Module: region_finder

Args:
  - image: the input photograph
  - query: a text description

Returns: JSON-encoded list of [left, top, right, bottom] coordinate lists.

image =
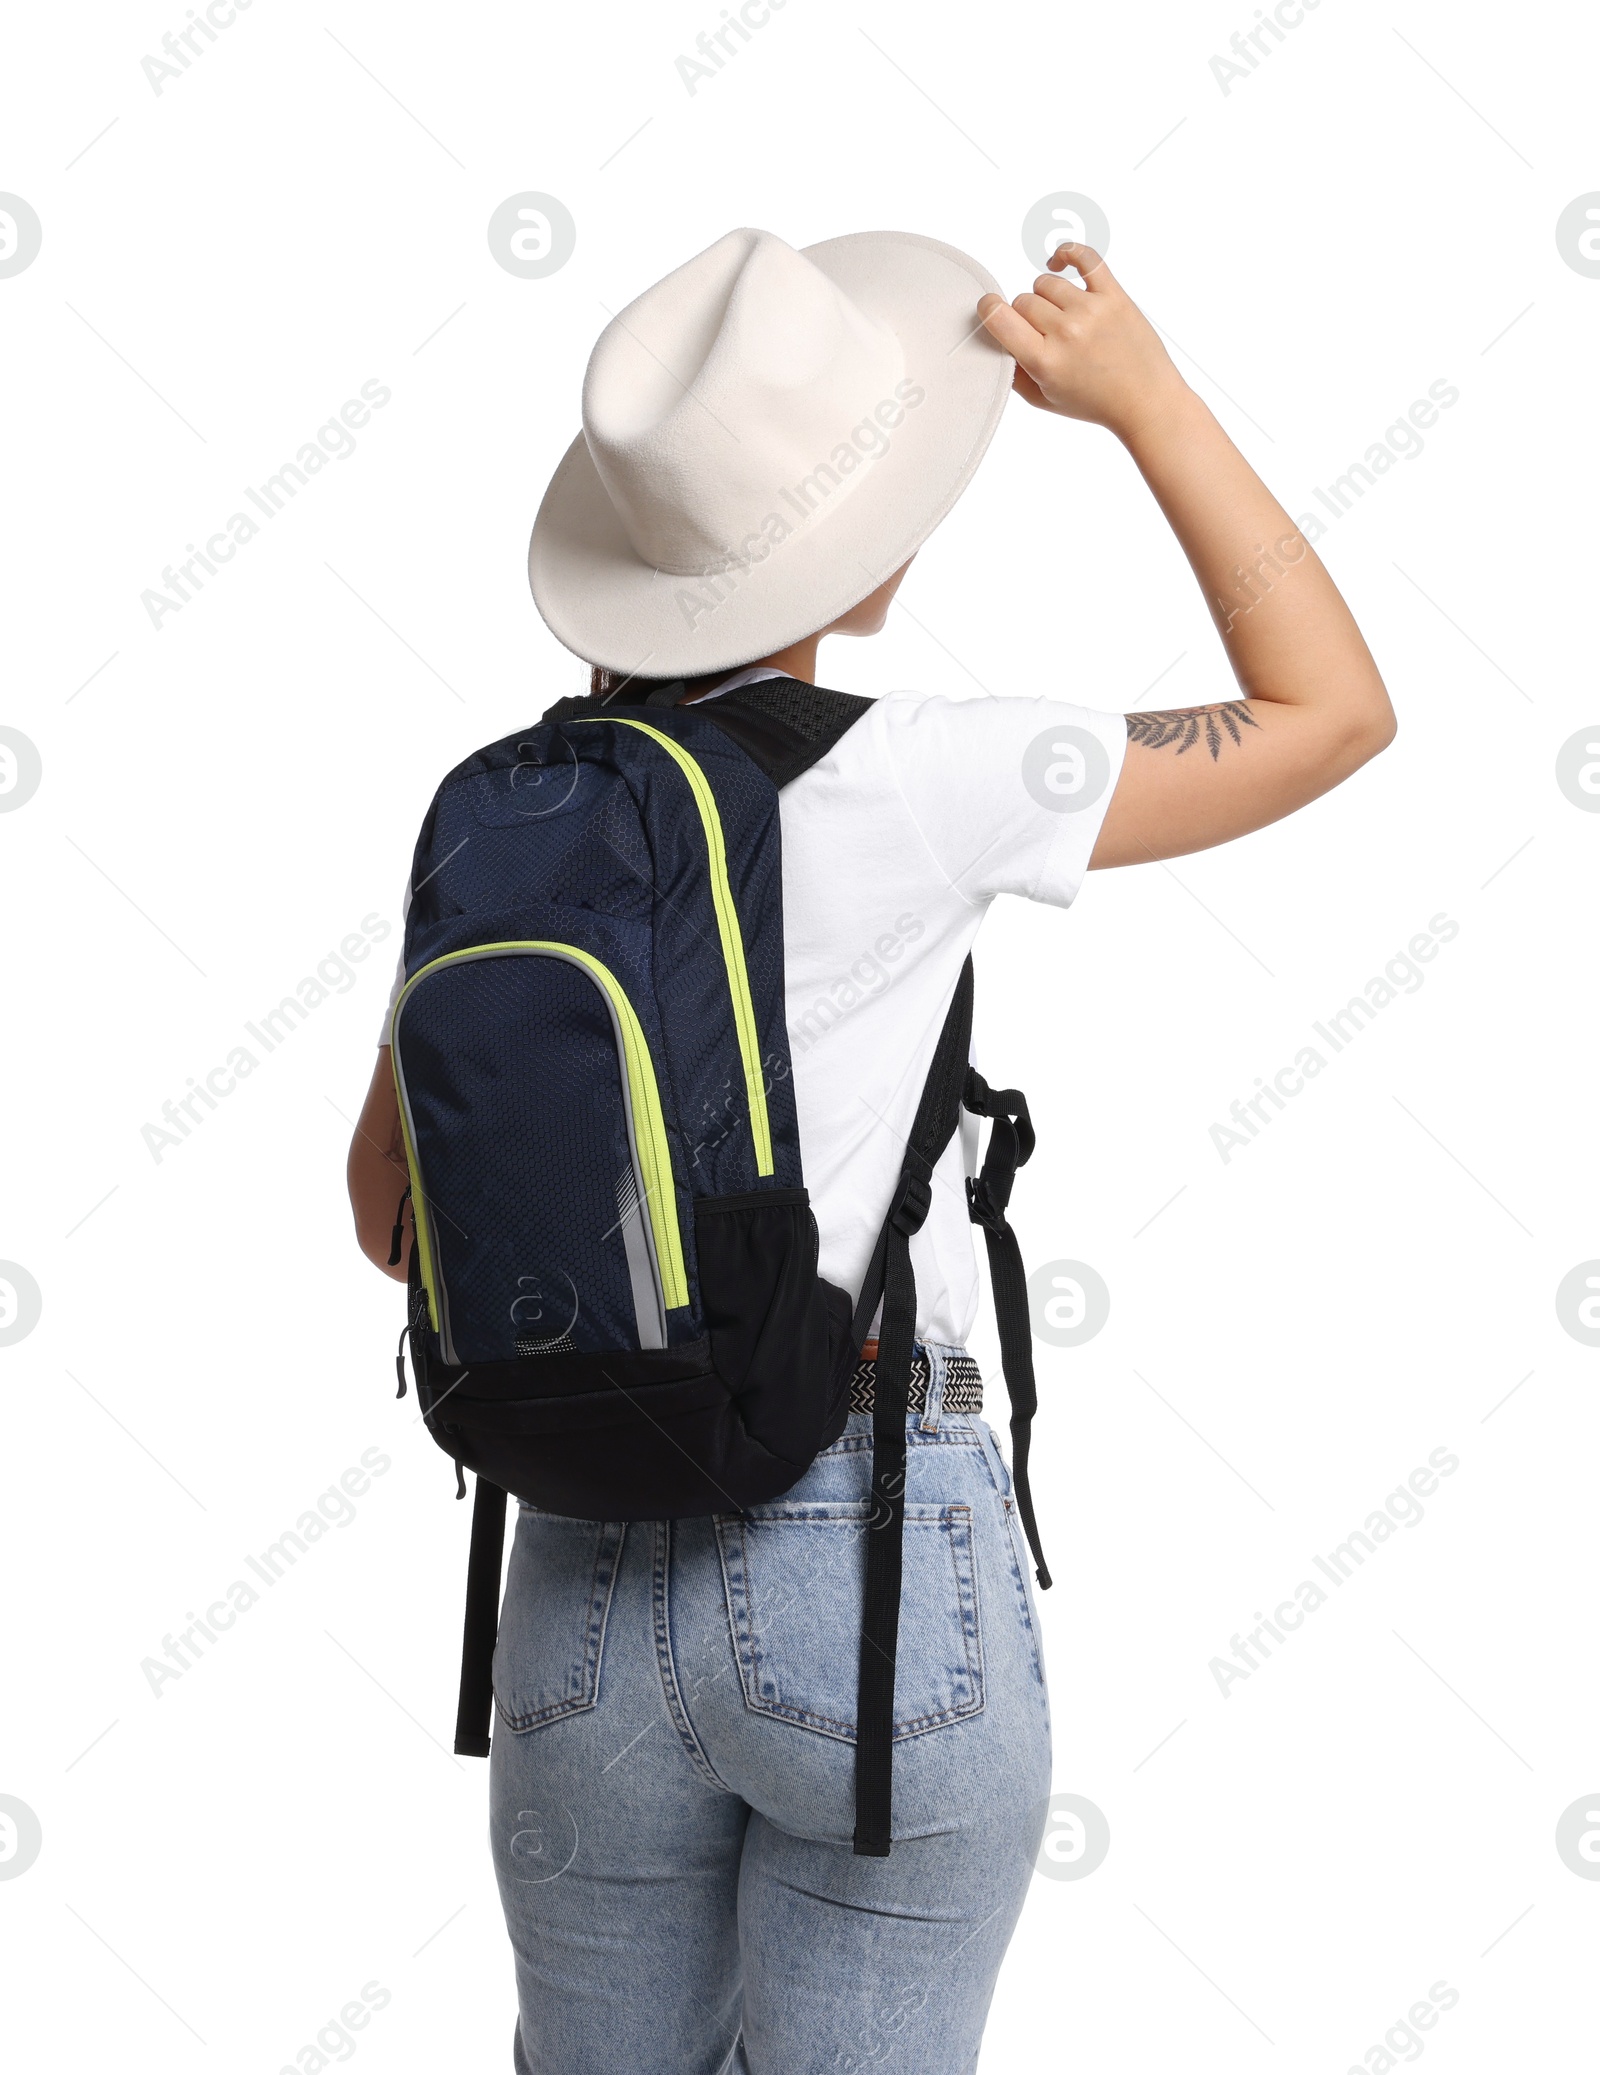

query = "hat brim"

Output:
[[527, 230, 1014, 678]]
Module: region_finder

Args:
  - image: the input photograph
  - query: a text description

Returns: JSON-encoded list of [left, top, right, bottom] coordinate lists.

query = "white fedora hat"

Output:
[[528, 227, 1013, 678]]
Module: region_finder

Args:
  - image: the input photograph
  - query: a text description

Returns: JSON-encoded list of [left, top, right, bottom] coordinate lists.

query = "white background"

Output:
[[4, 0, 1598, 2068]]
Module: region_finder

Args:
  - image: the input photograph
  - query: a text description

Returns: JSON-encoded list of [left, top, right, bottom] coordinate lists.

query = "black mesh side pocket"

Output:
[[693, 1188, 855, 1469]]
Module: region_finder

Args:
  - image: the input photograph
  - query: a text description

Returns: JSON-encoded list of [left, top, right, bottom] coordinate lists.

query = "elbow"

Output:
[[1365, 704, 1398, 757], [1346, 689, 1397, 767]]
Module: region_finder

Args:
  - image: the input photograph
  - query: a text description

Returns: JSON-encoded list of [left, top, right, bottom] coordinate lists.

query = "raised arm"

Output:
[[977, 244, 1395, 866]]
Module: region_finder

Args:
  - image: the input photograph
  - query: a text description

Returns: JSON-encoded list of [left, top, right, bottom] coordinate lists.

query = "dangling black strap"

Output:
[[964, 1072, 1052, 1591], [851, 960, 974, 1857], [852, 1168, 924, 1857], [453, 1477, 508, 1758]]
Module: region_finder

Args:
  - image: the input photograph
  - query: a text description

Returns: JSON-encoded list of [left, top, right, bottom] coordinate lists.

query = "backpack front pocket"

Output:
[[391, 943, 687, 1364]]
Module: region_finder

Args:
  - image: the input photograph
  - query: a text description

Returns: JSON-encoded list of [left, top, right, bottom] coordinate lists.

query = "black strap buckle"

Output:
[[965, 1173, 1005, 1235], [889, 1168, 932, 1237]]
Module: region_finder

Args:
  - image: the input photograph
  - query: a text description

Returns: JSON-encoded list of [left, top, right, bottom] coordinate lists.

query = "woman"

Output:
[[348, 226, 1393, 2073]]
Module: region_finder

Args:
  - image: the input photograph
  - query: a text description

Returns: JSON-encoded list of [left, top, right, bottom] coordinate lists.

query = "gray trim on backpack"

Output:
[[615, 1165, 667, 1350]]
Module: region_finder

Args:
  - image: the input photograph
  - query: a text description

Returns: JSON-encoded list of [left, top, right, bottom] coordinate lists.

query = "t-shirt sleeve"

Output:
[[376, 877, 412, 1044], [882, 691, 1128, 909]]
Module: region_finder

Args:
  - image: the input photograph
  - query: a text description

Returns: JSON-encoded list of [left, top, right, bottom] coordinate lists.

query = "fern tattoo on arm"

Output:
[[1126, 701, 1261, 761]]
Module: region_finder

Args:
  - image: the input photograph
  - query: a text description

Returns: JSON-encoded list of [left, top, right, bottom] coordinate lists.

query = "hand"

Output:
[[977, 243, 1190, 445]]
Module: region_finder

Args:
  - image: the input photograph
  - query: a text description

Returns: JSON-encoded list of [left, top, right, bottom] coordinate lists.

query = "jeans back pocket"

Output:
[[715, 1502, 984, 1742], [493, 1510, 626, 1731]]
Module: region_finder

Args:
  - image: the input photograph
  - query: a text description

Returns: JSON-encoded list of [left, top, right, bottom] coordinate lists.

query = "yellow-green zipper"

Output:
[[390, 941, 689, 1330], [572, 716, 774, 1177]]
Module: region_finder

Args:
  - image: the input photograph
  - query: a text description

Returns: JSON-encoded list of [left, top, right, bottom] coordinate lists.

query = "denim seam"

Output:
[[956, 1497, 985, 1705], [969, 1424, 1009, 1500], [970, 1423, 1048, 1691], [819, 1427, 982, 1460], [652, 1518, 737, 1794], [494, 1519, 626, 1732], [723, 1500, 966, 1524]]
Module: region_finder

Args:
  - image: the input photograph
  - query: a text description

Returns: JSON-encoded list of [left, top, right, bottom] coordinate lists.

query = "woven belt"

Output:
[[849, 1349, 983, 1416]]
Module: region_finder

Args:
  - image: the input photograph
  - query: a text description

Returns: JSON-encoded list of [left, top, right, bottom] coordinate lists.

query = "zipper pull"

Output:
[[454, 1459, 467, 1500], [394, 1324, 409, 1398], [387, 1183, 412, 1267]]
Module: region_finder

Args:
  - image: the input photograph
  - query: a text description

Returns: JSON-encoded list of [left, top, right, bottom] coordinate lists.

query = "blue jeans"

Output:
[[487, 1345, 1053, 2073]]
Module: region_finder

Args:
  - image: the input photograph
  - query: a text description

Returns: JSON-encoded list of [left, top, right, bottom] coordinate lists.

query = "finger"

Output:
[[1029, 270, 1085, 311], [975, 293, 1052, 377], [1012, 291, 1073, 334], [1046, 241, 1118, 292]]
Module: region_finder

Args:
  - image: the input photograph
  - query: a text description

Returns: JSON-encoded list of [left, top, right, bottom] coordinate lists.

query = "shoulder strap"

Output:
[[540, 679, 871, 790], [851, 957, 974, 1857], [849, 959, 1054, 1853], [701, 679, 872, 788], [538, 691, 604, 726]]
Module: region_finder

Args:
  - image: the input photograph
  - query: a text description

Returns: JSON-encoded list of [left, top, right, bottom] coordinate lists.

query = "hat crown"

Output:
[[581, 228, 904, 577]]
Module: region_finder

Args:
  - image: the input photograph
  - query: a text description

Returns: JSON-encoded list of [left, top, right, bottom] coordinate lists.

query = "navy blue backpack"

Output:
[[387, 675, 1048, 1855]]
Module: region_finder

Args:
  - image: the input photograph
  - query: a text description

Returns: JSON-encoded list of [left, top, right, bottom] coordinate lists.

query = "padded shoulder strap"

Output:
[[539, 679, 871, 789], [700, 680, 872, 788]]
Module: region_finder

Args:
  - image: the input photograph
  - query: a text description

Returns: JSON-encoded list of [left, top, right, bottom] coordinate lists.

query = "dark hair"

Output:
[[589, 665, 732, 703]]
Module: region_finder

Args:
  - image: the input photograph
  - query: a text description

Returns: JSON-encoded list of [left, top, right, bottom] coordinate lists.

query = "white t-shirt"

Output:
[[380, 670, 1126, 1348]]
